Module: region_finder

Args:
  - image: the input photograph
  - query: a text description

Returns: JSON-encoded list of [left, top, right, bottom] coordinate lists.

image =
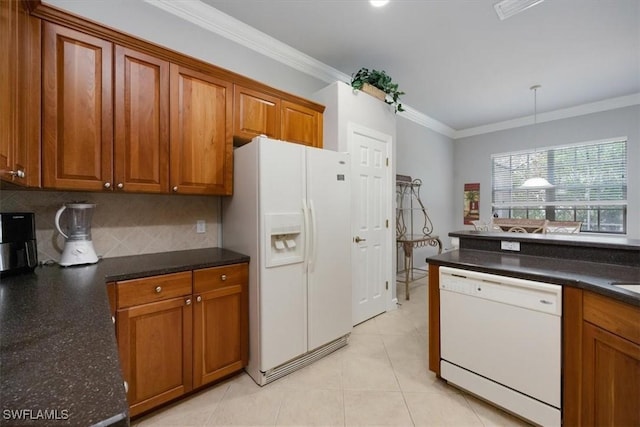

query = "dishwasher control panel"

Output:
[[439, 266, 562, 316]]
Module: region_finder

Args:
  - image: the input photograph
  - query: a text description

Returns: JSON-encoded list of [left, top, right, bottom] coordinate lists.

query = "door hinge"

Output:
[[386, 158, 389, 166], [385, 281, 389, 290]]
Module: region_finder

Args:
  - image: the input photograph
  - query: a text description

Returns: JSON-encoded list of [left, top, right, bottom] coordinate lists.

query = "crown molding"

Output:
[[454, 93, 640, 139], [399, 106, 456, 138], [144, 0, 455, 137], [145, 0, 638, 141]]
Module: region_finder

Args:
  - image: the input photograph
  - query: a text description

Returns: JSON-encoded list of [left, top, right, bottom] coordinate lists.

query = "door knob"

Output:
[[354, 236, 366, 243]]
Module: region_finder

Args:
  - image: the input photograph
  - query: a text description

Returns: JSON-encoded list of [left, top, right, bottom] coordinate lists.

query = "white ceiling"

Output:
[[193, 0, 639, 134]]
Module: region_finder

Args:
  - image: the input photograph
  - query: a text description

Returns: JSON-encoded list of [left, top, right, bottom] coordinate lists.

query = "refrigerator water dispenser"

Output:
[[265, 213, 304, 267]]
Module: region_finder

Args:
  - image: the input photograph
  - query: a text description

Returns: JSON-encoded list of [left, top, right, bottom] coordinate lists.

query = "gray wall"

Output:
[[454, 105, 640, 238], [396, 117, 455, 270]]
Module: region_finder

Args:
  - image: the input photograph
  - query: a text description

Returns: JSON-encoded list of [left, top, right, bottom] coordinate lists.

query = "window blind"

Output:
[[491, 138, 627, 233]]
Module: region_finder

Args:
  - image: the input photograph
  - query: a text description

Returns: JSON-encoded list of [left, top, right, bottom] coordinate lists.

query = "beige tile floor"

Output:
[[134, 277, 532, 427]]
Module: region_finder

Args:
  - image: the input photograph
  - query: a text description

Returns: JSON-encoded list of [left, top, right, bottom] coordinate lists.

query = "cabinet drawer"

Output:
[[117, 271, 192, 308], [583, 291, 640, 345], [194, 263, 248, 293]]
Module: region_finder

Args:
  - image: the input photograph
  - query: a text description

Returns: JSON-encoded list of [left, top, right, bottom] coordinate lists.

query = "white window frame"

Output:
[[491, 137, 628, 234]]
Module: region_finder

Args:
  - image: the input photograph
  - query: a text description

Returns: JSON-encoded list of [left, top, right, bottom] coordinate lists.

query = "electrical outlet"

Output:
[[196, 220, 206, 233], [500, 241, 520, 251]]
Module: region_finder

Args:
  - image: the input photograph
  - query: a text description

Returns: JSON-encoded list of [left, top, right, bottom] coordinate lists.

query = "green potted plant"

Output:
[[350, 68, 405, 113]]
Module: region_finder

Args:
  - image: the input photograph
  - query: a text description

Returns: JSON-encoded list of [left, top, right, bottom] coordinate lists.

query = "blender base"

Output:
[[59, 241, 99, 267]]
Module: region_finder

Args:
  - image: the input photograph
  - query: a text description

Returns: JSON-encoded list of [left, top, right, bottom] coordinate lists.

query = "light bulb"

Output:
[[370, 0, 389, 7]]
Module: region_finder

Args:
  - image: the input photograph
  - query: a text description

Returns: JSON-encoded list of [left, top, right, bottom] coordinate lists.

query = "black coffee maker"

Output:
[[0, 212, 38, 277]]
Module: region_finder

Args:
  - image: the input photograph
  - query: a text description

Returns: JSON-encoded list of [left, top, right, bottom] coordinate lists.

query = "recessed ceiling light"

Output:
[[494, 0, 544, 20], [370, 0, 389, 7]]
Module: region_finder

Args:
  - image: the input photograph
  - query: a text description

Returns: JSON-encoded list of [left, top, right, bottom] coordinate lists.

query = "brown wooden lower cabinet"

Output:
[[193, 264, 249, 388], [117, 296, 193, 417], [563, 288, 640, 427], [114, 264, 249, 417]]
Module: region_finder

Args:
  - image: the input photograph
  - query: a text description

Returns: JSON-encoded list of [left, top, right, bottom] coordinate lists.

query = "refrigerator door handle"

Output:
[[309, 199, 317, 273], [302, 199, 311, 270]]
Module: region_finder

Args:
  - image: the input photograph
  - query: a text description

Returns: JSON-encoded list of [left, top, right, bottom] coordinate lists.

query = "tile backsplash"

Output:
[[1, 190, 221, 263]]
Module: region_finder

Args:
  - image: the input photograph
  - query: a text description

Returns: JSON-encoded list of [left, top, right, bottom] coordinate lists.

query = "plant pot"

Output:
[[361, 83, 386, 101]]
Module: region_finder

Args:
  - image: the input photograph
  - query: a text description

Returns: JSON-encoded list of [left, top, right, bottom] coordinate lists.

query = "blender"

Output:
[[55, 202, 99, 266]]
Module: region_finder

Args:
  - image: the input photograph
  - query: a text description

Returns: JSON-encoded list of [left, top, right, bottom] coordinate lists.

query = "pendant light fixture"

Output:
[[520, 85, 554, 189]]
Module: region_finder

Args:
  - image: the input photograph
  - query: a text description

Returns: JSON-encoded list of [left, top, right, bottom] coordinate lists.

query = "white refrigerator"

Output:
[[222, 136, 352, 385]]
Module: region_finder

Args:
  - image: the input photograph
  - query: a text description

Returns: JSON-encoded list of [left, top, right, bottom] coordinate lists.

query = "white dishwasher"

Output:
[[439, 266, 562, 427]]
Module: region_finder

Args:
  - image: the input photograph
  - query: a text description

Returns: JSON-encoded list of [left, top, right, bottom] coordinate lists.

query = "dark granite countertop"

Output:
[[450, 230, 640, 250], [427, 249, 640, 307], [0, 247, 249, 426]]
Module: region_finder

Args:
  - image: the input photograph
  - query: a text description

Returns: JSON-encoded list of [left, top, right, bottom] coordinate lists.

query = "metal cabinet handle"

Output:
[[196, 295, 202, 303], [111, 316, 115, 324], [221, 274, 227, 281], [104, 182, 111, 189], [117, 183, 124, 189], [354, 236, 366, 243], [9, 170, 25, 178], [185, 298, 192, 305], [123, 381, 128, 393], [155, 286, 162, 293], [172, 186, 178, 192]]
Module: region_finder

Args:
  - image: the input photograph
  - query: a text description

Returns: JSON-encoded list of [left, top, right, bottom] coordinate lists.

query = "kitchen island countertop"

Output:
[[429, 230, 640, 306], [0, 247, 249, 427]]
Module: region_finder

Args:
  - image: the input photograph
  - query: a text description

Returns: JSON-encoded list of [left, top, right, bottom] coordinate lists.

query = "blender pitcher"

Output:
[[55, 202, 99, 266]]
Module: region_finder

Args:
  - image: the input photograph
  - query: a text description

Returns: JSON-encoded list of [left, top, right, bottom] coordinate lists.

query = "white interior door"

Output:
[[349, 123, 391, 325]]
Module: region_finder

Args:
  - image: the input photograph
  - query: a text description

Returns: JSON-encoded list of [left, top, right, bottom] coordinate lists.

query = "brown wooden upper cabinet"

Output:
[[170, 65, 233, 196], [114, 46, 170, 193], [281, 100, 323, 148], [233, 85, 323, 148], [0, 0, 40, 187], [41, 22, 232, 195], [42, 22, 114, 191], [34, 3, 323, 194], [43, 24, 172, 193], [233, 85, 280, 143]]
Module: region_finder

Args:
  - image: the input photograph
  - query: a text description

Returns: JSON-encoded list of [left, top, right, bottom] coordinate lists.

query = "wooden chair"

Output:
[[544, 221, 582, 234], [471, 220, 489, 231], [491, 218, 547, 233]]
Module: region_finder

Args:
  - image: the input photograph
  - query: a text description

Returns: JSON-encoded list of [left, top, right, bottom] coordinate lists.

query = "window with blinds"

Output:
[[491, 138, 627, 233]]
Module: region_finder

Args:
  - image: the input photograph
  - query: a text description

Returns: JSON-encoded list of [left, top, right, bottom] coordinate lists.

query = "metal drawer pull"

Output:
[[196, 295, 202, 303], [124, 381, 128, 393], [155, 286, 162, 293], [221, 274, 227, 281], [540, 299, 553, 305], [186, 298, 192, 305]]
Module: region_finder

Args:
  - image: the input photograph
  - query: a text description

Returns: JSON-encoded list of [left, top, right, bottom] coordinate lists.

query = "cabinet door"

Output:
[[0, 1, 40, 186], [117, 296, 193, 417], [582, 322, 640, 427], [193, 265, 248, 388], [281, 100, 323, 148], [42, 22, 113, 191], [170, 64, 233, 195], [114, 46, 169, 193], [233, 85, 280, 144]]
